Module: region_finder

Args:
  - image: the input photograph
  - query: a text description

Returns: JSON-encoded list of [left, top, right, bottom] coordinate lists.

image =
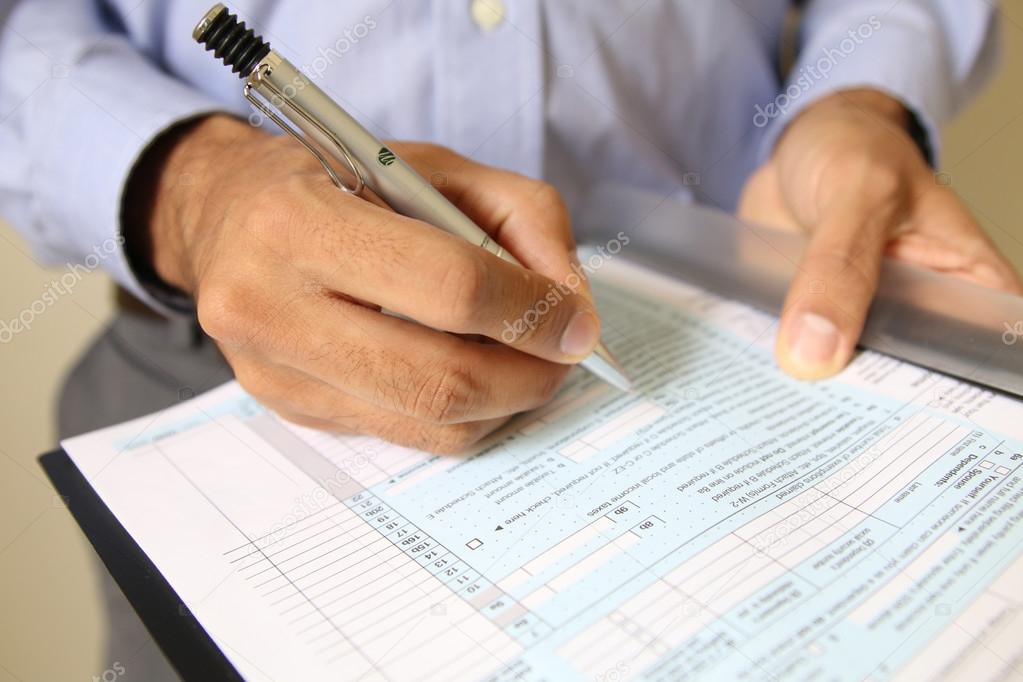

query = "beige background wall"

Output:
[[2, 6, 1022, 681]]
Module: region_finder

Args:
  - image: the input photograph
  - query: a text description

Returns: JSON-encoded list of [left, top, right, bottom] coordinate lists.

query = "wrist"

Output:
[[806, 88, 934, 165], [803, 88, 910, 128], [775, 87, 935, 168], [126, 114, 257, 294]]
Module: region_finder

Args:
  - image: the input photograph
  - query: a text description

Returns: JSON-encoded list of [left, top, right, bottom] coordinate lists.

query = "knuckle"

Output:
[[322, 400, 362, 427], [535, 364, 569, 406], [350, 212, 406, 271], [505, 292, 580, 350], [821, 154, 905, 208], [246, 191, 292, 235], [278, 169, 315, 195], [812, 247, 857, 271], [415, 142, 460, 166], [196, 284, 255, 346], [410, 364, 478, 424], [300, 338, 344, 366], [503, 301, 550, 348], [233, 362, 275, 402], [429, 423, 484, 455], [529, 180, 568, 215], [438, 252, 489, 330], [811, 248, 876, 293], [278, 410, 341, 433], [527, 180, 574, 246], [864, 164, 904, 205]]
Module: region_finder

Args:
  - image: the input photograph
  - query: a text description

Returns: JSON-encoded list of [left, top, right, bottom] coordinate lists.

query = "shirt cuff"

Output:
[[31, 43, 228, 317], [756, 6, 968, 167]]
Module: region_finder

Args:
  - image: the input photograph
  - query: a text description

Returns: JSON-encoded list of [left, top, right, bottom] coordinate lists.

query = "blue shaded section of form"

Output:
[[226, 278, 1023, 680]]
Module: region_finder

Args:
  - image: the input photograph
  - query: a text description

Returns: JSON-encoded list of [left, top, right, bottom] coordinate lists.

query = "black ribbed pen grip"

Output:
[[193, 4, 271, 78]]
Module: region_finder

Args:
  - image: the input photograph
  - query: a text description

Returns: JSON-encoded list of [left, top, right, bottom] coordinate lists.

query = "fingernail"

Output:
[[560, 311, 600, 358], [787, 312, 841, 370]]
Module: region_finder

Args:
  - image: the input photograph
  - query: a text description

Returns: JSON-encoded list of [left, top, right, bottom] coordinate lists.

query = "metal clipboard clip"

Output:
[[243, 63, 365, 196]]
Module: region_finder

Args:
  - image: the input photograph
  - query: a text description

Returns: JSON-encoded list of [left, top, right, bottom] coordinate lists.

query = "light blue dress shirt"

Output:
[[0, 0, 998, 312]]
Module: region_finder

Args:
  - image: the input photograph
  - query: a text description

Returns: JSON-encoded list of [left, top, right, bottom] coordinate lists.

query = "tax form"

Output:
[[63, 258, 1023, 681]]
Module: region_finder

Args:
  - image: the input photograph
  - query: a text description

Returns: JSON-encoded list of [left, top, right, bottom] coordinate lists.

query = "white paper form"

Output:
[[63, 258, 1023, 681]]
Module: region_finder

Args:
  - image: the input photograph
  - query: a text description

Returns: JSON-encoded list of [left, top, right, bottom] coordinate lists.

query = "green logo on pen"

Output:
[[377, 147, 396, 166]]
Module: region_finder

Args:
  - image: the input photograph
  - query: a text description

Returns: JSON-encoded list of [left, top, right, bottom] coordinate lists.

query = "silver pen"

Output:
[[193, 3, 631, 391]]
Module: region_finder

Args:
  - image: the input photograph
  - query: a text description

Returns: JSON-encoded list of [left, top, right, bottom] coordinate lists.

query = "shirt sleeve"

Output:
[[757, 0, 999, 165], [0, 0, 227, 314]]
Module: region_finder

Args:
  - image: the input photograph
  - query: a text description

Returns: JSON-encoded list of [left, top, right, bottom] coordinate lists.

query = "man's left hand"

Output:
[[739, 88, 1022, 379]]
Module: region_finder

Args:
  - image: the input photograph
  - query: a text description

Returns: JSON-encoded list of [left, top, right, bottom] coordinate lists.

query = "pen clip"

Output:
[[243, 63, 365, 195]]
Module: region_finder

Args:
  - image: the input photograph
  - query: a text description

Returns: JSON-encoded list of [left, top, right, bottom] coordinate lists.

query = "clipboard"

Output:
[[38, 450, 243, 681]]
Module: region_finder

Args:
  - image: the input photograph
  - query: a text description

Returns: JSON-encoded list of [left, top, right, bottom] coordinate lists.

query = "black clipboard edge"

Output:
[[38, 449, 243, 682]]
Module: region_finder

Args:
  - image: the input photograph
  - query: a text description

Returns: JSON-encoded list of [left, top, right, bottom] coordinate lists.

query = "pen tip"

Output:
[[610, 374, 635, 392], [581, 343, 634, 392]]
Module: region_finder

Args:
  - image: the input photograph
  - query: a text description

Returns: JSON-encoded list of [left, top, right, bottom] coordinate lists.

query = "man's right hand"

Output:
[[138, 115, 599, 453]]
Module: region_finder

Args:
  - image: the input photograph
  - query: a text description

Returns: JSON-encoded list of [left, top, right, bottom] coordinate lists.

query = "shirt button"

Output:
[[470, 0, 506, 31]]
